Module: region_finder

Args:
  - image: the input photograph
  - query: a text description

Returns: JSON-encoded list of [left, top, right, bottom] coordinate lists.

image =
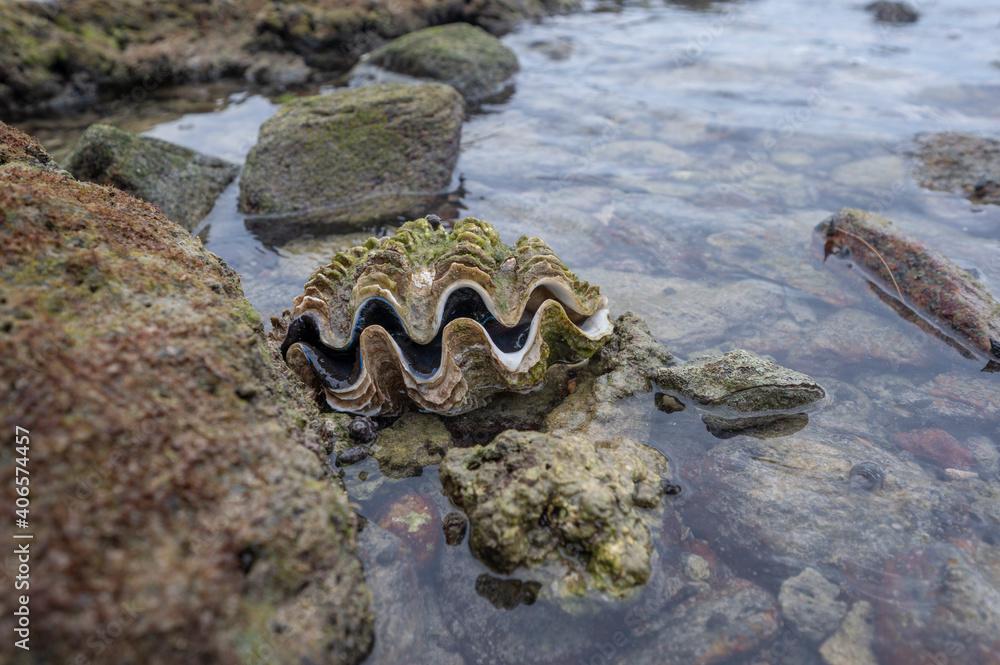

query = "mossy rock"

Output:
[[0, 121, 371, 665], [239, 83, 463, 238], [440, 429, 670, 597], [66, 124, 238, 231], [365, 23, 519, 104]]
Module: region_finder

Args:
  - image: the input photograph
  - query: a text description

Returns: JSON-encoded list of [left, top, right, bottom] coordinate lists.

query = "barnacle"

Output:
[[280, 217, 613, 415]]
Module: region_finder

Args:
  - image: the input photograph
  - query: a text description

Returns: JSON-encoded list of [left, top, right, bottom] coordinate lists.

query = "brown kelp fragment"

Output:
[[818, 208, 1000, 369]]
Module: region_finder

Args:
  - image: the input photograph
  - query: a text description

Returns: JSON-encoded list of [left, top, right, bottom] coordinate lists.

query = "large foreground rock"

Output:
[[0, 122, 372, 664], [240, 83, 463, 235], [363, 23, 519, 104], [67, 124, 238, 231]]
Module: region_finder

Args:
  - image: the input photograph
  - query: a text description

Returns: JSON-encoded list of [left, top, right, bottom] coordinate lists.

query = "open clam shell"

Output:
[[281, 217, 613, 415]]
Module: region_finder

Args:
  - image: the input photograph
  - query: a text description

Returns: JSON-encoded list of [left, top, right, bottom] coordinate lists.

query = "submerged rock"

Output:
[[687, 431, 978, 582], [865, 1, 919, 24], [779, 568, 847, 643], [657, 349, 825, 413], [819, 208, 1000, 368], [874, 544, 1000, 665], [362, 23, 519, 105], [0, 122, 371, 664], [914, 132, 1000, 206], [239, 84, 464, 235], [819, 601, 878, 665], [66, 124, 238, 231], [620, 578, 781, 665], [373, 411, 453, 477], [440, 430, 669, 597]]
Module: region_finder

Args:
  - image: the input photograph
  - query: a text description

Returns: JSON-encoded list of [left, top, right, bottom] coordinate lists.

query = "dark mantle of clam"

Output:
[[3, 1, 999, 664]]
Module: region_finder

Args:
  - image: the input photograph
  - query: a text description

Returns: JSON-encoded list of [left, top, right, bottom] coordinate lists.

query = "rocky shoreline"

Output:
[[0, 0, 577, 120]]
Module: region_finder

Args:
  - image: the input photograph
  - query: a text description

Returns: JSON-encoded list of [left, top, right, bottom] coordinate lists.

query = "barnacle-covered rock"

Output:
[[279, 217, 613, 415]]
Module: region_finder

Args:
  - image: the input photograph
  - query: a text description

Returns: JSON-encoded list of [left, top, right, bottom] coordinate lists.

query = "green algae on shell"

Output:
[[279, 217, 613, 415]]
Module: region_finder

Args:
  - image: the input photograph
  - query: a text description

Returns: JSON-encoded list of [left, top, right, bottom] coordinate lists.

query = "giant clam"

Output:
[[280, 217, 613, 415]]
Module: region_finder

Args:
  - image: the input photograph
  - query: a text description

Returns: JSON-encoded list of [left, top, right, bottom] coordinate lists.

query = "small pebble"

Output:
[[337, 445, 369, 466], [442, 511, 468, 546], [348, 416, 378, 443], [655, 393, 686, 413]]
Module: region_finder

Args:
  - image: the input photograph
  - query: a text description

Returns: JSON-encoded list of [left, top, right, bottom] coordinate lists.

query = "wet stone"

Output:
[[362, 23, 519, 105], [820, 601, 877, 665], [372, 412, 452, 478], [348, 415, 378, 443], [475, 575, 541, 610], [66, 124, 238, 231], [778, 567, 847, 643], [656, 349, 825, 413], [914, 132, 1000, 205], [442, 511, 468, 546], [440, 429, 670, 597], [337, 445, 370, 467], [865, 1, 919, 23]]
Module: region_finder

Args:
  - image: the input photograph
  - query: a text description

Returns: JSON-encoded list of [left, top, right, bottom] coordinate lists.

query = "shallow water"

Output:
[[20, 0, 1000, 662]]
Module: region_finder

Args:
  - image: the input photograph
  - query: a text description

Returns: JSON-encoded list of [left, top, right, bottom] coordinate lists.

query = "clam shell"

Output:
[[281, 217, 613, 415]]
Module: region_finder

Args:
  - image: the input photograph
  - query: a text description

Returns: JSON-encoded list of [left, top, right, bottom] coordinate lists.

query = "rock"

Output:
[[0, 122, 372, 664], [66, 124, 238, 231], [914, 132, 1000, 205], [377, 493, 440, 565], [620, 579, 781, 665], [657, 349, 825, 413], [440, 429, 670, 597], [372, 412, 453, 478], [442, 511, 468, 545], [545, 312, 674, 437], [239, 83, 464, 236], [778, 568, 847, 643], [892, 428, 975, 471], [865, 1, 919, 23], [789, 308, 931, 370], [0, 121, 63, 172], [818, 209, 1000, 367], [0, 0, 576, 119], [336, 444, 371, 466], [348, 415, 379, 443], [819, 601, 877, 665], [362, 23, 519, 105], [683, 554, 712, 582], [474, 575, 542, 609], [875, 544, 1000, 665], [703, 412, 810, 440], [687, 431, 972, 582]]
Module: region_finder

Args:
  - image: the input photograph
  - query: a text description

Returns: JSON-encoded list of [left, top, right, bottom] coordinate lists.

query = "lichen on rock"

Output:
[[913, 132, 1000, 206], [439, 429, 670, 597], [66, 123, 238, 231], [362, 23, 519, 104]]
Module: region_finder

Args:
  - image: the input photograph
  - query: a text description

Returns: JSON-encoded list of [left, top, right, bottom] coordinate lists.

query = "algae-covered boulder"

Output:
[[363, 23, 519, 104], [657, 349, 825, 413], [67, 124, 238, 231], [0, 122, 371, 665], [240, 83, 463, 235], [440, 429, 670, 597]]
